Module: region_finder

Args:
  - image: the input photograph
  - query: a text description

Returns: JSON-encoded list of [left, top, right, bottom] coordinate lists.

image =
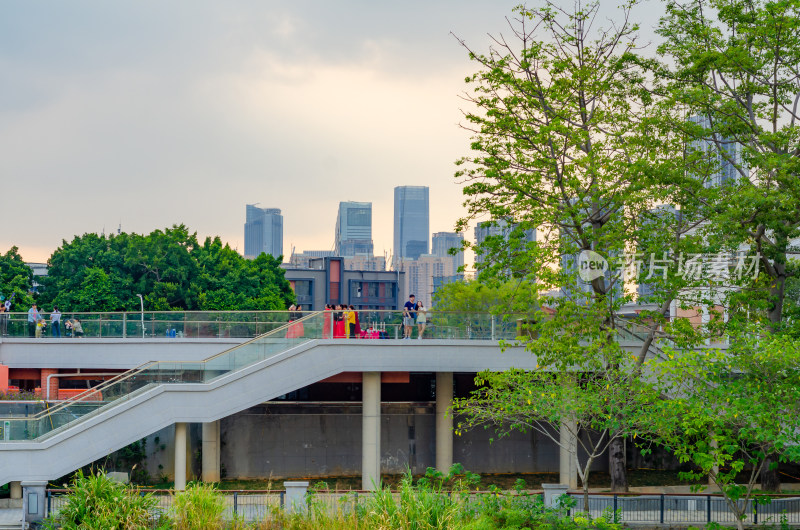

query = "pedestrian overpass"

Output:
[[0, 309, 667, 527]]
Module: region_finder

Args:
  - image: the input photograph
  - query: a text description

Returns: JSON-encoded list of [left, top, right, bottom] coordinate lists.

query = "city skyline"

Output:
[[0, 2, 665, 266]]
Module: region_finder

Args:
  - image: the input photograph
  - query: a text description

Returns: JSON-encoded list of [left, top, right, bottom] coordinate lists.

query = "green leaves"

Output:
[[36, 225, 294, 312]]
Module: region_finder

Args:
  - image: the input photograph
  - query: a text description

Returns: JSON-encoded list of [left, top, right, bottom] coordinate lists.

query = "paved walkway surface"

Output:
[[0, 508, 21, 528]]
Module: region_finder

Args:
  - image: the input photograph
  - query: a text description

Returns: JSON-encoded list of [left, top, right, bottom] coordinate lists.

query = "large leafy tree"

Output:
[[0, 246, 34, 310], [649, 330, 800, 530], [656, 0, 800, 490], [452, 0, 707, 491], [37, 225, 294, 312]]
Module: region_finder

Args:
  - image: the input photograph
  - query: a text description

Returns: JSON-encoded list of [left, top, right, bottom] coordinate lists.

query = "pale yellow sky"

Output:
[[0, 1, 665, 266]]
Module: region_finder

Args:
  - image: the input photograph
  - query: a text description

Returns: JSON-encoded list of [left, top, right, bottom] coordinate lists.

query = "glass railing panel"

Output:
[[0, 312, 325, 440]]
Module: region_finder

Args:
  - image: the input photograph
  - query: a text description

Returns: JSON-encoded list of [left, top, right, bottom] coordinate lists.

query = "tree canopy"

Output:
[[0, 246, 34, 310], [36, 225, 294, 312]]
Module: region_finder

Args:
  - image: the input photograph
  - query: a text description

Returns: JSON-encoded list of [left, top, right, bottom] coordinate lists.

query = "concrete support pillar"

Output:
[[362, 371, 381, 490], [435, 372, 454, 473], [202, 420, 221, 483], [559, 418, 578, 489], [21, 481, 47, 526], [10, 481, 22, 499], [174, 422, 188, 491]]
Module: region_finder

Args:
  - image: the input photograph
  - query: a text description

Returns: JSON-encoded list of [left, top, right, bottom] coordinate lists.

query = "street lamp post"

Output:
[[136, 294, 144, 338]]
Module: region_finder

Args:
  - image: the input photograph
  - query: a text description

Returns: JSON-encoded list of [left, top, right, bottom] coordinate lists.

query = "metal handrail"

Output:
[[0, 311, 323, 423]]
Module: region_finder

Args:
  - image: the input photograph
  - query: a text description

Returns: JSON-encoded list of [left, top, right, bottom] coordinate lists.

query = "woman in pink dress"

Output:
[[323, 305, 332, 339], [333, 305, 346, 338]]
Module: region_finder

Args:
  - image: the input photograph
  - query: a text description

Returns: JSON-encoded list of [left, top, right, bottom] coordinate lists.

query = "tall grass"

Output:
[[47, 469, 163, 530], [171, 482, 227, 530]]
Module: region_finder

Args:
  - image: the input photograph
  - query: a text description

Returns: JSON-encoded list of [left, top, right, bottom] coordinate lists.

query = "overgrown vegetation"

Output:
[[46, 468, 623, 530]]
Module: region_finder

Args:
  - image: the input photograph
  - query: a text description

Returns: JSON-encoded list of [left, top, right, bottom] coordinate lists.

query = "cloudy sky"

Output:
[[0, 1, 664, 266]]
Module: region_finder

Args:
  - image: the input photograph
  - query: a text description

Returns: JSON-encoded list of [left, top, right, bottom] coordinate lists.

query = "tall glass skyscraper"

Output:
[[393, 186, 429, 263], [334, 201, 374, 257], [688, 115, 746, 187], [432, 232, 465, 271], [244, 205, 283, 259]]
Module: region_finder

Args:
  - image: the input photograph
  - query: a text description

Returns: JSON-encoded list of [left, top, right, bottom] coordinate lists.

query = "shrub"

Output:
[[50, 469, 162, 530]]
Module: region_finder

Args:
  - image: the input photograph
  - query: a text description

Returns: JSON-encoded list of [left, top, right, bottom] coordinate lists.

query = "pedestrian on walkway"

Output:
[[27, 303, 39, 337], [403, 295, 417, 339], [50, 306, 61, 338]]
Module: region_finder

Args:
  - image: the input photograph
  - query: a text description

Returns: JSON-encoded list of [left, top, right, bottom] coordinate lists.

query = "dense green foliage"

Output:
[[453, 0, 800, 519], [48, 470, 165, 530], [0, 246, 34, 310], [49, 469, 622, 530], [647, 330, 800, 522], [36, 224, 294, 312]]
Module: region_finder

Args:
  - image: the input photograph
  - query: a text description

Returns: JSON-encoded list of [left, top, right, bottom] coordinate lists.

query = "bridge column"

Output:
[[10, 481, 21, 499], [174, 422, 188, 491], [559, 417, 578, 489], [21, 481, 47, 526], [202, 420, 221, 483], [362, 371, 381, 490], [435, 372, 453, 473]]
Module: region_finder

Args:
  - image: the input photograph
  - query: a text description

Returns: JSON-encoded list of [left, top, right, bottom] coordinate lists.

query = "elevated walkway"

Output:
[[0, 312, 534, 485]]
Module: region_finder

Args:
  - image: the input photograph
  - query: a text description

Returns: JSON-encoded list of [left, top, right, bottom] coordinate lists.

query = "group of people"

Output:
[[323, 304, 363, 339], [3, 303, 84, 338], [403, 294, 427, 339]]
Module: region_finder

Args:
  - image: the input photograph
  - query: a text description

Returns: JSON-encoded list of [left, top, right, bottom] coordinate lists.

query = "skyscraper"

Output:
[[432, 232, 465, 271], [688, 115, 747, 187], [244, 205, 283, 259], [393, 186, 429, 264], [473, 220, 535, 267], [334, 201, 374, 257]]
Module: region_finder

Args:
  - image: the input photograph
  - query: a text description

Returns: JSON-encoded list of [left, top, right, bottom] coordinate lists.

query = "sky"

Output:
[[0, 1, 665, 266]]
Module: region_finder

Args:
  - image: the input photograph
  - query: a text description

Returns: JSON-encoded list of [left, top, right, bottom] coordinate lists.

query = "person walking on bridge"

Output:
[[27, 303, 39, 337], [50, 306, 61, 338]]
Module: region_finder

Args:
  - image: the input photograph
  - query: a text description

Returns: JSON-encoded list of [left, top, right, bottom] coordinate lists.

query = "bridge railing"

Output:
[[0, 310, 312, 339], [0, 309, 538, 341], [0, 311, 327, 441], [0, 309, 538, 440]]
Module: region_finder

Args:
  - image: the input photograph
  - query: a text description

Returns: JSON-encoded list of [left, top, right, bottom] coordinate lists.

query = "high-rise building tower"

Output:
[[432, 232, 465, 271], [473, 220, 535, 267], [244, 205, 283, 259], [334, 201, 374, 257], [688, 115, 747, 187], [393, 186, 429, 265]]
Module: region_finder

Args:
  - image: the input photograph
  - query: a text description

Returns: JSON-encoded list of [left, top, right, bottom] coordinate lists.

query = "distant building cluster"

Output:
[[244, 186, 466, 309]]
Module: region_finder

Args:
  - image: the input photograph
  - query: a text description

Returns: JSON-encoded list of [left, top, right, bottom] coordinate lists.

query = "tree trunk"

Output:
[[609, 437, 628, 492], [761, 456, 781, 492]]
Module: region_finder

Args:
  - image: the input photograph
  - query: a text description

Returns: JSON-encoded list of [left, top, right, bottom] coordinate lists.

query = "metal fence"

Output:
[[44, 489, 800, 525], [0, 310, 536, 341]]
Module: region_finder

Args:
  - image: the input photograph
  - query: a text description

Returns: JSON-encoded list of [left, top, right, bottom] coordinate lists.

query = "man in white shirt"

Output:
[[50, 306, 62, 338]]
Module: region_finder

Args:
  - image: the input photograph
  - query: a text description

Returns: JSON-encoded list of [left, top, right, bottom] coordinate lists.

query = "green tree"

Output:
[[0, 246, 34, 310], [648, 329, 800, 530], [452, 0, 708, 491], [37, 225, 294, 312], [656, 0, 800, 490], [455, 360, 658, 512]]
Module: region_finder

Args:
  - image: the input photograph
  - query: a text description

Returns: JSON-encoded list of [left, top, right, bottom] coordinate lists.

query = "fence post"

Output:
[[753, 499, 758, 525], [707, 495, 712, 523], [233, 492, 238, 516], [491, 315, 496, 340], [122, 313, 127, 338], [613, 494, 618, 521], [280, 491, 285, 508], [660, 494, 665, 524], [46, 490, 51, 517]]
